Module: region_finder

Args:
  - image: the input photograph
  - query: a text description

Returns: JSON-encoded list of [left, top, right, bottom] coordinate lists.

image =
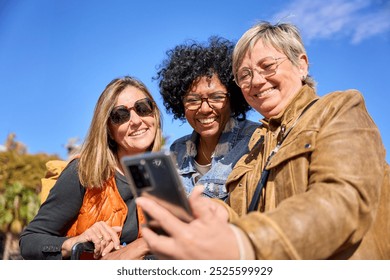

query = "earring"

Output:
[[301, 75, 306, 81]]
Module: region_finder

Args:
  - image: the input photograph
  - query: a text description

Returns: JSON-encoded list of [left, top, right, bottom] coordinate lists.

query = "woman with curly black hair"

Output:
[[154, 36, 258, 200]]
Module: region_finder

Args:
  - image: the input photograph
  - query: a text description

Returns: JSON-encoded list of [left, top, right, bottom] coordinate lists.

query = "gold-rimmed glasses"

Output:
[[235, 56, 288, 89]]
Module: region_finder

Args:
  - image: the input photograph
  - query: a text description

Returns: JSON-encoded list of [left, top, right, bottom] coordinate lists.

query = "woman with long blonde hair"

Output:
[[20, 76, 163, 259]]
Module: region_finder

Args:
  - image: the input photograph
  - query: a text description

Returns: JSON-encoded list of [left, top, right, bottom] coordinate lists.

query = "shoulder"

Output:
[[42, 158, 84, 206], [239, 119, 259, 131], [320, 89, 365, 106], [55, 158, 83, 191], [59, 158, 79, 178], [309, 89, 367, 117], [233, 119, 259, 139], [301, 89, 376, 132], [170, 133, 194, 151]]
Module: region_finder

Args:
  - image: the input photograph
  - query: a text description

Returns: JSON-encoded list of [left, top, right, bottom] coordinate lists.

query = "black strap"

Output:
[[247, 99, 318, 212], [248, 168, 270, 212]]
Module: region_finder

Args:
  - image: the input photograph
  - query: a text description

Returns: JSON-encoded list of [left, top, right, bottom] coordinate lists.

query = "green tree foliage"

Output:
[[0, 182, 40, 233], [0, 151, 60, 234], [0, 151, 59, 191]]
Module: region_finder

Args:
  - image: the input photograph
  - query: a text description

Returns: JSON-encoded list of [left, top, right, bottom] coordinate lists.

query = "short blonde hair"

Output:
[[233, 21, 316, 89]]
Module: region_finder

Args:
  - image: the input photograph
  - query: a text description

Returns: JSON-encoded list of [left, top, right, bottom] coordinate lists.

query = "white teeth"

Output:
[[198, 117, 216, 124], [255, 87, 275, 97], [130, 129, 147, 136]]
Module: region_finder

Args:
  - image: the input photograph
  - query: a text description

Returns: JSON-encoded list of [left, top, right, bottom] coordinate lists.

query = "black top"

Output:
[[19, 159, 139, 259]]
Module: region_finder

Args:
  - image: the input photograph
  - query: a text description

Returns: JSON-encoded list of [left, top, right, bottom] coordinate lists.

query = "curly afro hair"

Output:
[[154, 36, 252, 121]]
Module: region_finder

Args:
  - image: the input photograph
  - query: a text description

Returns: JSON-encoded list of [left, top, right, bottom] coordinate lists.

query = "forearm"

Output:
[[19, 232, 67, 260], [229, 224, 255, 260]]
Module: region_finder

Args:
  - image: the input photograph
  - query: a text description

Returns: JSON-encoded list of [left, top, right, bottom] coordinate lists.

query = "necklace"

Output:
[[199, 138, 211, 164]]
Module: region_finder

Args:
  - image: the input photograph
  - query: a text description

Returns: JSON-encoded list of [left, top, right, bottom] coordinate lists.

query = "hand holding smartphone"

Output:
[[121, 151, 193, 235]]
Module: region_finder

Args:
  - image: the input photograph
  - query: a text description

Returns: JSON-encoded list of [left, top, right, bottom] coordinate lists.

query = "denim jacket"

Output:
[[170, 117, 258, 200]]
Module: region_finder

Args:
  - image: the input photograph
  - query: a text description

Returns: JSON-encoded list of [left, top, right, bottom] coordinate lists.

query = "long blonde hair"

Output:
[[233, 21, 316, 89], [78, 76, 163, 188]]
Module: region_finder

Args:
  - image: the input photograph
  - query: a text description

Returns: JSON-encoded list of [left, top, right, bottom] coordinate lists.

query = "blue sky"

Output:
[[0, 0, 389, 161]]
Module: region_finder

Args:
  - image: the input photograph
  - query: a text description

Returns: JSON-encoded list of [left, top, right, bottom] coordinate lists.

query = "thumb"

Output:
[[189, 185, 205, 202]]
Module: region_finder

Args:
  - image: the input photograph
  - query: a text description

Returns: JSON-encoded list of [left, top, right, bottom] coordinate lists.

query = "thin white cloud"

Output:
[[272, 0, 390, 44], [351, 6, 390, 43]]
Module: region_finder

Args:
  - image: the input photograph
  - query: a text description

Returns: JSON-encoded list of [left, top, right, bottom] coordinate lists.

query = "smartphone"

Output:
[[121, 151, 193, 234]]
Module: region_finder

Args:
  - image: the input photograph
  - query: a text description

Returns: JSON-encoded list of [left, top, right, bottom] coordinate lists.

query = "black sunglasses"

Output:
[[109, 98, 155, 125]]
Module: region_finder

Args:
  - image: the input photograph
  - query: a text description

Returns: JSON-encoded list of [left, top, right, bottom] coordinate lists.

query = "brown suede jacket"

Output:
[[224, 85, 389, 259]]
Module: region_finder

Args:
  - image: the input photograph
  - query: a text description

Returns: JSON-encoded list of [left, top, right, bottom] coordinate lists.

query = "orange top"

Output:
[[66, 175, 145, 238]]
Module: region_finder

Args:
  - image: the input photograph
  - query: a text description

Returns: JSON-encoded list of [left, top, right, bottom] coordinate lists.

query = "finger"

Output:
[[189, 185, 205, 201], [100, 223, 122, 250], [86, 223, 114, 257], [91, 237, 104, 257], [140, 226, 177, 259], [86, 227, 102, 245], [90, 225, 104, 241], [86, 225, 105, 256], [136, 197, 186, 237], [93, 237, 112, 259], [188, 185, 207, 218], [110, 226, 122, 249], [112, 226, 122, 232], [189, 192, 227, 221], [101, 241, 115, 257], [94, 222, 122, 250]]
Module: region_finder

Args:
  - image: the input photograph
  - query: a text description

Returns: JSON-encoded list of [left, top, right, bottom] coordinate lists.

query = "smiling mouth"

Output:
[[254, 87, 276, 98], [130, 129, 147, 136], [198, 117, 217, 124]]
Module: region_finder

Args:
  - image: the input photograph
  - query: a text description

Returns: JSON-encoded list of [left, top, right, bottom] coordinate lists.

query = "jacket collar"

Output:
[[186, 117, 240, 159], [260, 85, 318, 132]]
